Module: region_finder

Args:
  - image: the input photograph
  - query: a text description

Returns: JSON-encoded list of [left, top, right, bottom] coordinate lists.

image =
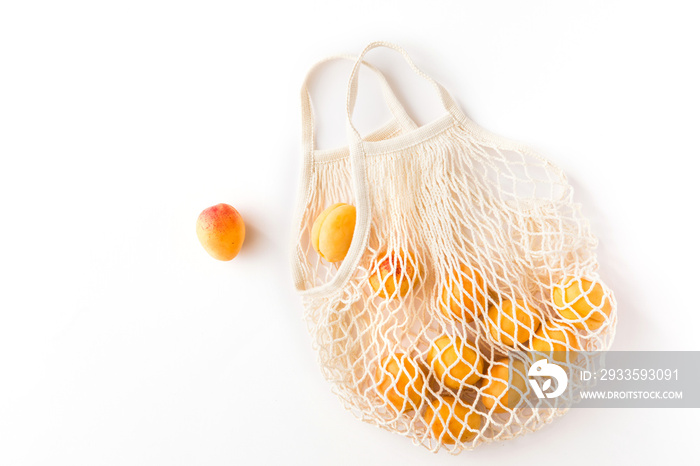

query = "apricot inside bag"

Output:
[[291, 42, 616, 454]]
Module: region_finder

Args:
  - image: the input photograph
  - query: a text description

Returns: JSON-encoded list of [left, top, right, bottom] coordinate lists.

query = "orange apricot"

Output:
[[311, 203, 356, 262], [426, 335, 483, 391], [196, 203, 245, 261], [423, 396, 481, 444], [375, 353, 425, 413], [481, 358, 529, 413], [368, 249, 420, 299], [439, 264, 487, 323], [486, 299, 542, 347], [552, 277, 612, 330]]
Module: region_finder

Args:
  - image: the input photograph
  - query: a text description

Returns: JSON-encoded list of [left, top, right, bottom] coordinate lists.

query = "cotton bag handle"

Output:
[[345, 42, 461, 142], [300, 54, 416, 155]]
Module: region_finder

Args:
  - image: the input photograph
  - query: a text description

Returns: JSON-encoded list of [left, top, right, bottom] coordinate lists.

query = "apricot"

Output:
[[486, 299, 542, 347], [427, 335, 483, 391], [439, 264, 487, 323], [481, 358, 529, 413], [532, 322, 580, 354], [311, 203, 356, 262], [552, 277, 612, 330], [375, 353, 425, 413], [368, 249, 420, 299], [423, 396, 481, 444], [196, 203, 245, 261]]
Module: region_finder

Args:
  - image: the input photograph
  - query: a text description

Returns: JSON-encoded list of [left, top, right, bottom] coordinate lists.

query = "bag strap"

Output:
[[301, 54, 416, 156], [345, 42, 462, 142]]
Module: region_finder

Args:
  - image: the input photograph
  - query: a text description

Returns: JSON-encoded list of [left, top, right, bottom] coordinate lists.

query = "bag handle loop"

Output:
[[301, 54, 416, 156], [345, 42, 461, 142]]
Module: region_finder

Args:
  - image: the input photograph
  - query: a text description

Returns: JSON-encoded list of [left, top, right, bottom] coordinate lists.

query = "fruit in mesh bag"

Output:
[[531, 321, 580, 363], [552, 277, 612, 330], [423, 396, 482, 444], [196, 203, 246, 261], [310, 203, 356, 262], [485, 299, 542, 347], [481, 358, 529, 413], [375, 353, 426, 413], [427, 335, 483, 391], [368, 249, 420, 299], [439, 263, 487, 323]]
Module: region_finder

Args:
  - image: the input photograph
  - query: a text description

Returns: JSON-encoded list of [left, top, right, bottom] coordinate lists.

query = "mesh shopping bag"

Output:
[[290, 42, 617, 453]]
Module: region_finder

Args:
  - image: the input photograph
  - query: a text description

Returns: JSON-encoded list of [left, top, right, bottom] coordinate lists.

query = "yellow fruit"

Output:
[[532, 322, 580, 354], [552, 277, 612, 330], [439, 264, 487, 323], [423, 396, 481, 444], [486, 299, 542, 347], [481, 358, 529, 413], [427, 335, 483, 391], [196, 203, 245, 261], [310, 203, 356, 262], [375, 353, 425, 413], [368, 249, 420, 299]]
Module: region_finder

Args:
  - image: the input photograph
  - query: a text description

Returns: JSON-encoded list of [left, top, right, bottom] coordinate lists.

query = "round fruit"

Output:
[[423, 396, 481, 444], [552, 277, 612, 330], [375, 353, 425, 413], [311, 203, 356, 262], [532, 322, 580, 355], [486, 299, 542, 347], [427, 335, 483, 391], [368, 249, 420, 299], [196, 203, 246, 261], [481, 358, 529, 413], [439, 264, 487, 323]]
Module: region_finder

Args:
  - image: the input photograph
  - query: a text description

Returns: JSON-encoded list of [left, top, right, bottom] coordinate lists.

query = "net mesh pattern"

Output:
[[293, 122, 616, 453]]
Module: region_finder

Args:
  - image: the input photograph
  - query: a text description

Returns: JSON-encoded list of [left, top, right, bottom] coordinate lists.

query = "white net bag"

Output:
[[290, 42, 617, 454]]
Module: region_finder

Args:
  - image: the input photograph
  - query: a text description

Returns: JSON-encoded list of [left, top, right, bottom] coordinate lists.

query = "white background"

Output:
[[1, 1, 698, 465]]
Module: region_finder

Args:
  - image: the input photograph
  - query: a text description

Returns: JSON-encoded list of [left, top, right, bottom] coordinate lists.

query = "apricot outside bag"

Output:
[[290, 42, 617, 454]]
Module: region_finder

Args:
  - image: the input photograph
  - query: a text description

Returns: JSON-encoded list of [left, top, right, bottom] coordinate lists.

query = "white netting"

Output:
[[291, 43, 616, 454]]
